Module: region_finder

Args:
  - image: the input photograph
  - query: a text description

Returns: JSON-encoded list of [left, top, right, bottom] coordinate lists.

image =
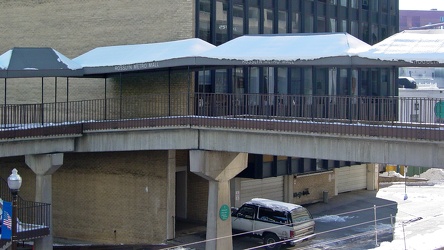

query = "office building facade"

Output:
[[0, 0, 399, 245]]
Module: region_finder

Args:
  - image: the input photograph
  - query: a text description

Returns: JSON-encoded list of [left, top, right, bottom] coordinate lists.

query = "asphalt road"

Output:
[[43, 181, 444, 250], [166, 182, 444, 250]]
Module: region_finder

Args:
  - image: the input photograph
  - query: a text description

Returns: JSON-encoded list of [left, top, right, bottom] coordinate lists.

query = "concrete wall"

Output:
[[293, 172, 336, 205]]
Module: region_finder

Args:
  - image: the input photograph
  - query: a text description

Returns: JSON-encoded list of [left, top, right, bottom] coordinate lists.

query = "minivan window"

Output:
[[291, 207, 313, 224], [257, 207, 290, 225]]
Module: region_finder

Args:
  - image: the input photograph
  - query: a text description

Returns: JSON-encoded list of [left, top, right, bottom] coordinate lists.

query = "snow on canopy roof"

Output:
[[246, 198, 304, 212], [358, 30, 444, 66], [0, 47, 82, 78], [73, 38, 216, 75], [196, 33, 371, 66]]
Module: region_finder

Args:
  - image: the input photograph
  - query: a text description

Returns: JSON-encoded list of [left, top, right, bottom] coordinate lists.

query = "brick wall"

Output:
[[0, 151, 171, 244], [0, 0, 195, 103], [0, 0, 195, 57], [293, 172, 335, 205], [186, 171, 208, 222], [53, 151, 169, 244]]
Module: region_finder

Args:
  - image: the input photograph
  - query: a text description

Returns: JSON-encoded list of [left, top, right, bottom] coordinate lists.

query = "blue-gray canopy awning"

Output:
[[73, 38, 216, 76], [195, 33, 373, 67], [0, 47, 83, 78], [357, 30, 444, 67]]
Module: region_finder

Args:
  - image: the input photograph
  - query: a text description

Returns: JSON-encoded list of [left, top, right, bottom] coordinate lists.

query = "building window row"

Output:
[[197, 0, 398, 45], [196, 0, 399, 97]]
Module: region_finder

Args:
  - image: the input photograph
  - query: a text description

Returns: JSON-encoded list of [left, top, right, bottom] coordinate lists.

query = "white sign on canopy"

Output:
[[73, 38, 216, 76]]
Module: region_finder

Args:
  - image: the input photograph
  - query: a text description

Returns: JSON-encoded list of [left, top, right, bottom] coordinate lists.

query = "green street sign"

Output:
[[219, 204, 230, 221], [435, 101, 444, 119]]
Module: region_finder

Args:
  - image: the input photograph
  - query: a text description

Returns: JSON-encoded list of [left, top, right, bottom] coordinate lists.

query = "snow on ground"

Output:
[[379, 171, 404, 178], [370, 180, 444, 250], [414, 168, 444, 182], [314, 215, 357, 223]]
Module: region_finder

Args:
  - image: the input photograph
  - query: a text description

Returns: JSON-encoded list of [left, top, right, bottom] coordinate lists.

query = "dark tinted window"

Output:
[[258, 207, 289, 224], [236, 205, 256, 219]]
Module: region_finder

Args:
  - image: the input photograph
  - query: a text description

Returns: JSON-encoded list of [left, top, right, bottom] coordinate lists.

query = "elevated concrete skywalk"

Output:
[[1, 126, 443, 169]]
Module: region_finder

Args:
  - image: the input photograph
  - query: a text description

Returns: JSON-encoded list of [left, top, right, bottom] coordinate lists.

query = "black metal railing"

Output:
[[0, 178, 51, 241], [1, 93, 444, 141]]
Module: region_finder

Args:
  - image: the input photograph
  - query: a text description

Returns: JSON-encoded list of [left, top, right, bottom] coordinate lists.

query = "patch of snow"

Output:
[[380, 171, 404, 178], [415, 168, 444, 182], [246, 198, 303, 212], [314, 215, 356, 223], [0, 49, 12, 69]]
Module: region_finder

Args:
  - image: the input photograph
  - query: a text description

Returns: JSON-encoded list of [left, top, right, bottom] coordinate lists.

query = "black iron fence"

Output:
[[0, 178, 50, 241], [1, 93, 444, 141]]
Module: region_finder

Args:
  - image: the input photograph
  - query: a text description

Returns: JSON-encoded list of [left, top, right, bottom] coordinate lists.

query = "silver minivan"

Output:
[[231, 198, 315, 249]]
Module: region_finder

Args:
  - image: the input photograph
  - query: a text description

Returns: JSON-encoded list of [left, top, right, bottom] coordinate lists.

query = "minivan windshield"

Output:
[[291, 207, 312, 224]]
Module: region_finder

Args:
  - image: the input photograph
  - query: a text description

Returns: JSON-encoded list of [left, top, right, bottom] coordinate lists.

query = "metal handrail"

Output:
[[0, 178, 51, 241], [1, 93, 444, 141]]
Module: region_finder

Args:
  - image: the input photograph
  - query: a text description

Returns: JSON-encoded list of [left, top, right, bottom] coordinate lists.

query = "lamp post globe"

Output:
[[7, 168, 22, 193], [7, 168, 22, 250]]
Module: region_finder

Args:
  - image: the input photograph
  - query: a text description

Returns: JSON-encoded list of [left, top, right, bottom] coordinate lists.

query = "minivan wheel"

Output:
[[263, 233, 282, 250]]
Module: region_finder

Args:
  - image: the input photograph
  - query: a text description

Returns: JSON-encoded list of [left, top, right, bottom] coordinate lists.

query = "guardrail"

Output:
[[1, 93, 444, 141], [0, 178, 50, 241]]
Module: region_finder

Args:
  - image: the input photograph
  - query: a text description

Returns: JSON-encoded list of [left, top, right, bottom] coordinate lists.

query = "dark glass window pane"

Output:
[[381, 0, 388, 12], [351, 0, 358, 9], [380, 69, 388, 96], [198, 70, 212, 92], [305, 15, 314, 32], [361, 69, 369, 96], [315, 68, 328, 95], [329, 18, 337, 32], [339, 69, 348, 96], [278, 0, 287, 33], [233, 0, 245, 38], [370, 0, 378, 11], [233, 68, 245, 94], [277, 68, 288, 95], [215, 69, 228, 93], [328, 68, 337, 96], [361, 22, 369, 43], [351, 20, 358, 37], [290, 68, 302, 95], [248, 0, 260, 34], [340, 20, 347, 32], [198, 0, 211, 42], [264, 1, 273, 34], [371, 24, 378, 44], [304, 68, 313, 95], [317, 16, 326, 32], [216, 0, 228, 45]]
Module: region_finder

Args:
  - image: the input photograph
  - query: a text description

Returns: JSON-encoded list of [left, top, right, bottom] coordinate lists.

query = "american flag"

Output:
[[3, 212, 12, 230]]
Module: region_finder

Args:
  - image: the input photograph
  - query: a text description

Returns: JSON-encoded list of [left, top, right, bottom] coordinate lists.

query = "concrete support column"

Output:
[[367, 163, 379, 191], [25, 153, 63, 250], [190, 150, 248, 250], [166, 150, 176, 240], [207, 180, 231, 249], [283, 175, 294, 203]]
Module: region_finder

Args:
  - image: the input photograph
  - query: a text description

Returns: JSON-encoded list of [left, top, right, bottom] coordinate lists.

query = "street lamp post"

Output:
[[7, 168, 22, 250]]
